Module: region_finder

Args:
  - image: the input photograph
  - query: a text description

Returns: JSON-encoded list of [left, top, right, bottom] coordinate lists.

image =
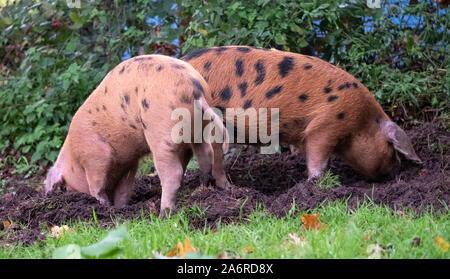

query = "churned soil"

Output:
[[0, 121, 448, 245]]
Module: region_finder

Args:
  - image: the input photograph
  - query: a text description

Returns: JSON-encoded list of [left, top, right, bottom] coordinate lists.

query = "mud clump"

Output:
[[0, 122, 449, 245]]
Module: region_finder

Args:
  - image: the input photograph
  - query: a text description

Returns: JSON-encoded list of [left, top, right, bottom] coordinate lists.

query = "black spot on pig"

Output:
[[266, 86, 283, 99], [235, 59, 244, 77], [237, 47, 251, 53], [220, 86, 232, 101], [181, 94, 192, 104], [124, 94, 130, 105], [129, 124, 137, 130], [338, 82, 352, 90], [238, 82, 248, 97], [254, 60, 266, 86], [298, 94, 308, 102], [181, 48, 211, 61], [243, 99, 252, 110], [204, 61, 212, 71], [215, 47, 228, 54], [278, 56, 295, 78], [141, 99, 149, 110], [328, 95, 338, 102]]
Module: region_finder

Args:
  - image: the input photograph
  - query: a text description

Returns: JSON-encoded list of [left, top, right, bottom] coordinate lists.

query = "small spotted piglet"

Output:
[[45, 55, 228, 215], [182, 46, 421, 186]]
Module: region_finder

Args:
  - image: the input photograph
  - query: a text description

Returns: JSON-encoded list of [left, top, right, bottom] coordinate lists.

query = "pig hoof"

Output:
[[306, 176, 321, 186], [217, 180, 233, 191], [159, 208, 175, 219], [200, 173, 216, 188]]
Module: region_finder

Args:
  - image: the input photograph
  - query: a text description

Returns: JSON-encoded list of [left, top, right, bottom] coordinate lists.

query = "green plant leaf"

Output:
[[80, 225, 128, 259], [52, 244, 82, 259]]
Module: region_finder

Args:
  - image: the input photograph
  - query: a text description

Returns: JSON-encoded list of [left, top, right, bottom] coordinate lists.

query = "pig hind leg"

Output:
[[81, 135, 115, 205], [192, 143, 215, 187], [145, 132, 185, 216], [211, 142, 232, 189]]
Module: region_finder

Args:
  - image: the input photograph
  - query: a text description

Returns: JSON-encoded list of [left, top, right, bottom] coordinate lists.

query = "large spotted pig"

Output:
[[182, 46, 421, 187], [45, 55, 228, 214]]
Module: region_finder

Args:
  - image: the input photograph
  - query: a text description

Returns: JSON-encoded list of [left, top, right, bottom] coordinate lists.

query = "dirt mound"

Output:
[[0, 121, 449, 245]]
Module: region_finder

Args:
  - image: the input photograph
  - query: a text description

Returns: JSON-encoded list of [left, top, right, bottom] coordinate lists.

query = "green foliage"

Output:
[[181, 0, 449, 110], [52, 224, 128, 259], [1, 203, 448, 259], [316, 169, 341, 189], [0, 0, 181, 165]]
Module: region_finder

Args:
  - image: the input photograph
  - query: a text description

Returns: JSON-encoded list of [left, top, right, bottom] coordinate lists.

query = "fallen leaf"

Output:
[[434, 237, 449, 253], [301, 213, 327, 231], [166, 238, 196, 258], [367, 244, 384, 259], [288, 233, 306, 247], [50, 225, 72, 238], [3, 220, 10, 229], [364, 230, 372, 242], [411, 237, 421, 247], [217, 252, 227, 259], [166, 247, 177, 258], [396, 210, 409, 219], [245, 246, 253, 254]]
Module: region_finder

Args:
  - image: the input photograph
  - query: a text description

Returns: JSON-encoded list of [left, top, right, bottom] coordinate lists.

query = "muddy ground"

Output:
[[0, 121, 449, 245]]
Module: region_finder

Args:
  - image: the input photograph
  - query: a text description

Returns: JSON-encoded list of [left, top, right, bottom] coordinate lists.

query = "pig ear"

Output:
[[380, 120, 422, 164]]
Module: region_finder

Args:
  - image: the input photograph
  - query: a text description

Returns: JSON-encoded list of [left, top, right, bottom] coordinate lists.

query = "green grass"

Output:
[[137, 156, 199, 176], [1, 201, 448, 259], [316, 169, 341, 189]]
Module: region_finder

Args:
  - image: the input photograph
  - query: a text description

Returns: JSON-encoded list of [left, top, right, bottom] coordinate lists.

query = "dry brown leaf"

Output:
[[166, 238, 196, 258], [301, 213, 327, 231], [217, 252, 228, 259], [434, 237, 449, 253], [396, 210, 409, 219], [245, 246, 253, 254], [3, 220, 11, 229], [411, 237, 421, 247]]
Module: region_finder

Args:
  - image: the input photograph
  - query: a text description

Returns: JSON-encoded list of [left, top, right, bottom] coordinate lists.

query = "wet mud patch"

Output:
[[0, 122, 449, 245]]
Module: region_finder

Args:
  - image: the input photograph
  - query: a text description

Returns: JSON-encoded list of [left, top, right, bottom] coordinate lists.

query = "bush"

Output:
[[181, 0, 449, 112], [0, 0, 181, 165]]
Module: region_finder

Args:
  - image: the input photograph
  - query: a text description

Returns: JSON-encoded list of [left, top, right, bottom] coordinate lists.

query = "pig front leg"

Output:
[[113, 161, 139, 208], [305, 132, 334, 181]]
